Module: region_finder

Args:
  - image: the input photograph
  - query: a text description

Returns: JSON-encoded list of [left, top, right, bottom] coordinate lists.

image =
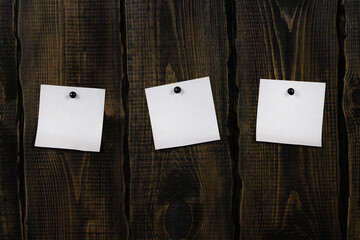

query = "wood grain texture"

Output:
[[125, 0, 233, 239], [18, 0, 127, 239], [0, 0, 22, 239], [343, 0, 360, 238], [236, 0, 341, 239]]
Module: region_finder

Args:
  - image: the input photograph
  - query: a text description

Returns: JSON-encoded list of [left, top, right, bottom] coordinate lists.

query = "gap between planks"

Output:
[[13, 0, 26, 238], [120, 0, 131, 238], [336, 0, 349, 239], [225, 0, 241, 239]]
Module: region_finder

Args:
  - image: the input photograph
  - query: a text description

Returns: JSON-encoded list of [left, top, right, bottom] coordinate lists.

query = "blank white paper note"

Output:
[[35, 85, 106, 152], [256, 79, 326, 147], [145, 77, 220, 150]]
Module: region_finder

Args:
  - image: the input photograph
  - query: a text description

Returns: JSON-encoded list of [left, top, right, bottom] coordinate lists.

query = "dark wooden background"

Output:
[[0, 0, 358, 239]]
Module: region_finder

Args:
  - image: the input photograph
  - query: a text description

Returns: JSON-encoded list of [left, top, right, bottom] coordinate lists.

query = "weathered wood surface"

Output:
[[0, 0, 358, 239], [18, 0, 127, 239], [236, 0, 341, 239], [125, 0, 233, 239], [0, 0, 22, 239], [343, 0, 360, 239]]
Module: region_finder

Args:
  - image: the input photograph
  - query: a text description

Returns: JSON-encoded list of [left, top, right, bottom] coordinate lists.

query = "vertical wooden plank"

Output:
[[236, 0, 341, 239], [18, 0, 128, 239], [343, 0, 360, 238], [126, 0, 233, 239], [0, 0, 22, 239]]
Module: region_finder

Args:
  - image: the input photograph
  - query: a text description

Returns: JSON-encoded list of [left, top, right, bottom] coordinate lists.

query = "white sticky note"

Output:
[[256, 79, 326, 147], [145, 77, 220, 150], [35, 85, 105, 152]]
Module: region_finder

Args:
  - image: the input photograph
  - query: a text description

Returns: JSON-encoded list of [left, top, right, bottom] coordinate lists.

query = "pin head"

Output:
[[287, 88, 294, 95], [69, 91, 77, 98], [174, 86, 181, 94]]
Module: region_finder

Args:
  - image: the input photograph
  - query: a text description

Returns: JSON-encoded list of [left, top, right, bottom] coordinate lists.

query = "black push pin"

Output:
[[174, 86, 181, 94], [287, 88, 294, 95], [69, 91, 77, 98]]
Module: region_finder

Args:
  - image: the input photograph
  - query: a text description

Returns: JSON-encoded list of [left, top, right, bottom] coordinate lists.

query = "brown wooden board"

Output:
[[18, 0, 127, 239], [236, 0, 341, 239], [343, 0, 360, 238], [125, 0, 233, 239], [0, 0, 22, 239]]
